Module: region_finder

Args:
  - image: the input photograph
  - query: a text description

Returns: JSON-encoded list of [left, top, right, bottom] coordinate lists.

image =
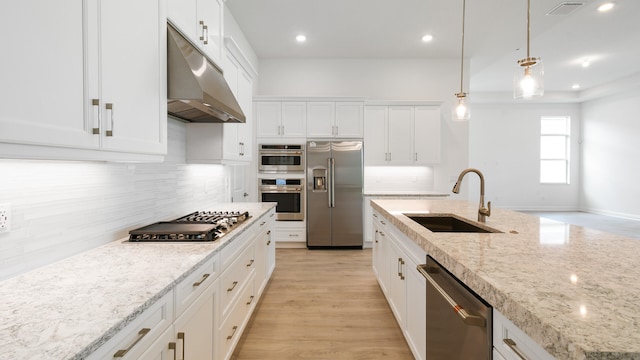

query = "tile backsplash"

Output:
[[0, 120, 228, 280]]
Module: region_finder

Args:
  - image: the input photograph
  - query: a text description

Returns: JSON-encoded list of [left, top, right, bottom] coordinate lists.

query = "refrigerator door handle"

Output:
[[329, 157, 336, 208]]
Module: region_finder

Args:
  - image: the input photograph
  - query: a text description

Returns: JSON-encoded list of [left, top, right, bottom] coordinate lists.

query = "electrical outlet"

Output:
[[0, 203, 10, 233]]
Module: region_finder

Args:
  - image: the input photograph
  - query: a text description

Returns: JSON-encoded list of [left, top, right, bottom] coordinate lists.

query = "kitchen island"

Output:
[[372, 198, 640, 360], [0, 203, 276, 360]]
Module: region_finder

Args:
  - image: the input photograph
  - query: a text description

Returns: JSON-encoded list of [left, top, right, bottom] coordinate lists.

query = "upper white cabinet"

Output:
[[0, 0, 167, 161], [364, 105, 441, 165], [256, 102, 307, 138], [168, 0, 223, 66], [306, 102, 363, 138]]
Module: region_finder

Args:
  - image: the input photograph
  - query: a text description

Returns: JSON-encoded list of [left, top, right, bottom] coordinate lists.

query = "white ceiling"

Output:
[[226, 0, 640, 95]]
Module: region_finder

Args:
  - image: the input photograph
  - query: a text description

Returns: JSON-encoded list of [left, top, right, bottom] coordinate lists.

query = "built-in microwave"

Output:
[[258, 178, 304, 221], [258, 144, 305, 173]]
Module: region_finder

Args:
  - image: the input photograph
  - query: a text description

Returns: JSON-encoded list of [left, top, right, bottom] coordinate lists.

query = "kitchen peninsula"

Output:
[[372, 198, 640, 360]]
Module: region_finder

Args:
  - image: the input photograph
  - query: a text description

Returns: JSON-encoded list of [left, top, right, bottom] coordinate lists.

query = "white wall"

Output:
[[256, 58, 469, 193], [467, 103, 581, 210], [0, 120, 229, 280], [581, 87, 640, 220]]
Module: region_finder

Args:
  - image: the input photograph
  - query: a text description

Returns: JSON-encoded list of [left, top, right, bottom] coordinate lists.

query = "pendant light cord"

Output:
[[459, 0, 466, 93], [526, 0, 531, 58]]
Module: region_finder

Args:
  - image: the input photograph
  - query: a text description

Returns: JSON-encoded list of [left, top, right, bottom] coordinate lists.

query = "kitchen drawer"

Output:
[[276, 227, 306, 242], [493, 310, 556, 360], [219, 242, 256, 322], [174, 253, 219, 317], [87, 290, 174, 360], [372, 211, 388, 229], [218, 273, 256, 360], [220, 225, 256, 269]]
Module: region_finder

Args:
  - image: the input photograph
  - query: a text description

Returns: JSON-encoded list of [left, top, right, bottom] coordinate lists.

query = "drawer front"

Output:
[[219, 242, 256, 321], [493, 310, 556, 360], [88, 291, 174, 360], [174, 254, 219, 316], [218, 274, 256, 360], [276, 227, 305, 242], [220, 225, 255, 269]]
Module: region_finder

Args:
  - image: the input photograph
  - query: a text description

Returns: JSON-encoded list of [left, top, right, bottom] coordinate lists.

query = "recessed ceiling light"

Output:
[[572, 84, 581, 90], [296, 34, 307, 43], [597, 2, 614, 12], [421, 34, 433, 43], [582, 59, 591, 68]]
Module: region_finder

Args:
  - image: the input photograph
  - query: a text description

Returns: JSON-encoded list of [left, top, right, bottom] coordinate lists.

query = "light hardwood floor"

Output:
[[231, 249, 414, 360]]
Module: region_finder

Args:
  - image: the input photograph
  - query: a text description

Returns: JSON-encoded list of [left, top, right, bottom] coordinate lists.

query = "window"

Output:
[[540, 116, 570, 184]]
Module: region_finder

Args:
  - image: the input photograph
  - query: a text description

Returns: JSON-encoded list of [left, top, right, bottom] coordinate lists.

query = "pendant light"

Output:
[[514, 0, 544, 99], [453, 0, 470, 120]]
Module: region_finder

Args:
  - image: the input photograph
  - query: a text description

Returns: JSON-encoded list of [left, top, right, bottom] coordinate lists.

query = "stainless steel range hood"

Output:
[[167, 23, 245, 123]]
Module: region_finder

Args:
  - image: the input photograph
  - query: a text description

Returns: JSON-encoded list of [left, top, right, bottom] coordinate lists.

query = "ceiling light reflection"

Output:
[[296, 34, 306, 43], [597, 2, 614, 12], [570, 274, 578, 284], [422, 34, 433, 42]]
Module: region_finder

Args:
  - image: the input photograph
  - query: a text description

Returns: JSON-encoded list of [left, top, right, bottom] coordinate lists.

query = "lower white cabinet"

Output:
[[493, 310, 555, 360], [88, 210, 276, 360], [372, 210, 427, 360]]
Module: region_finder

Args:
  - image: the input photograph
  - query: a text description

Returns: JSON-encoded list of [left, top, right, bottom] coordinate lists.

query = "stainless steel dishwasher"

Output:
[[417, 256, 492, 359]]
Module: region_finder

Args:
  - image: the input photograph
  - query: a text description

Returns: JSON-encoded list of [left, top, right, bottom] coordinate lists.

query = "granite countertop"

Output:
[[372, 199, 640, 360], [0, 203, 276, 360], [363, 191, 450, 197]]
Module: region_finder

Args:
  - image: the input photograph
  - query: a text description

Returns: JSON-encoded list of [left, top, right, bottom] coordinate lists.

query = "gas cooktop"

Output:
[[128, 211, 250, 242]]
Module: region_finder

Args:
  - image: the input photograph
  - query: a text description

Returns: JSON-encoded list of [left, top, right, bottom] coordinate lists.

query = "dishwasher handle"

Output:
[[417, 264, 485, 327]]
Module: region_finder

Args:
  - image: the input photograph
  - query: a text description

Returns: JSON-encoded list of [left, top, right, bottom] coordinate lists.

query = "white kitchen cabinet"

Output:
[[493, 310, 556, 360], [372, 209, 427, 360], [306, 102, 364, 138], [167, 0, 223, 66], [0, 0, 167, 161], [87, 291, 174, 360], [137, 325, 177, 360], [173, 279, 217, 360], [254, 213, 275, 295], [256, 102, 307, 138], [364, 105, 441, 165]]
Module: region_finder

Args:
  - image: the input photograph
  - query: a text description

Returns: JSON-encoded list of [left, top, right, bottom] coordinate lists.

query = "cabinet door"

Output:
[[373, 221, 390, 294], [0, 1, 98, 149], [198, 0, 223, 65], [281, 102, 307, 137], [256, 102, 281, 137], [174, 282, 216, 360], [387, 238, 407, 327], [222, 52, 241, 160], [405, 256, 427, 360], [236, 68, 253, 160], [335, 102, 364, 138], [138, 325, 177, 360], [99, 0, 166, 155], [363, 106, 388, 165], [387, 107, 414, 165], [167, 0, 198, 40], [413, 107, 441, 164], [306, 102, 335, 137]]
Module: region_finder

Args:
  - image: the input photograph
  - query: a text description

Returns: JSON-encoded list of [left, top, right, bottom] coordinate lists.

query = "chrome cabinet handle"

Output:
[[199, 21, 208, 44], [260, 221, 266, 226], [503, 338, 528, 360], [227, 325, 238, 340], [246, 295, 255, 305], [105, 103, 114, 137], [193, 273, 210, 287], [267, 240, 271, 245], [168, 342, 177, 360], [92, 99, 100, 134], [246, 259, 254, 267], [177, 332, 185, 360], [227, 281, 238, 292], [417, 265, 486, 327], [399, 258, 405, 280], [267, 230, 271, 235], [113, 328, 150, 358]]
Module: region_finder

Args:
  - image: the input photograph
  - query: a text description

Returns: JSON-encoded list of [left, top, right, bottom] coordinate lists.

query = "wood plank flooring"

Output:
[[231, 249, 414, 360]]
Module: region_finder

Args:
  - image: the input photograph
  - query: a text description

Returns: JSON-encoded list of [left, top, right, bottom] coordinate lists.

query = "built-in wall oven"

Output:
[[258, 178, 304, 221], [258, 144, 305, 173]]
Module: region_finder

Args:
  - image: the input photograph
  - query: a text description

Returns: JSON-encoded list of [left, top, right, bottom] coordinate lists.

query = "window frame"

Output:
[[540, 116, 571, 184]]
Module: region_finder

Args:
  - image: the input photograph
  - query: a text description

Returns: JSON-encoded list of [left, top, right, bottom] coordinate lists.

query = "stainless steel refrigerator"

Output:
[[306, 140, 363, 248]]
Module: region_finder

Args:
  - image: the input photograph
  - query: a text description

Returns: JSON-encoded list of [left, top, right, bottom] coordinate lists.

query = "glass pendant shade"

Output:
[[514, 59, 544, 99], [453, 93, 470, 121]]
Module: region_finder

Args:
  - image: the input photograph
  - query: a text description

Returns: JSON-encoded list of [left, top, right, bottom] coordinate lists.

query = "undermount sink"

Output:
[[404, 214, 502, 233]]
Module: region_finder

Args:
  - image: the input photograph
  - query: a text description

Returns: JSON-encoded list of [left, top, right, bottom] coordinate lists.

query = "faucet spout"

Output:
[[451, 168, 491, 223]]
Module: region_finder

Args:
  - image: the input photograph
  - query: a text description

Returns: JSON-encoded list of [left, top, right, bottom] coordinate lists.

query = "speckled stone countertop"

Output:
[[372, 199, 640, 360], [0, 203, 276, 360]]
